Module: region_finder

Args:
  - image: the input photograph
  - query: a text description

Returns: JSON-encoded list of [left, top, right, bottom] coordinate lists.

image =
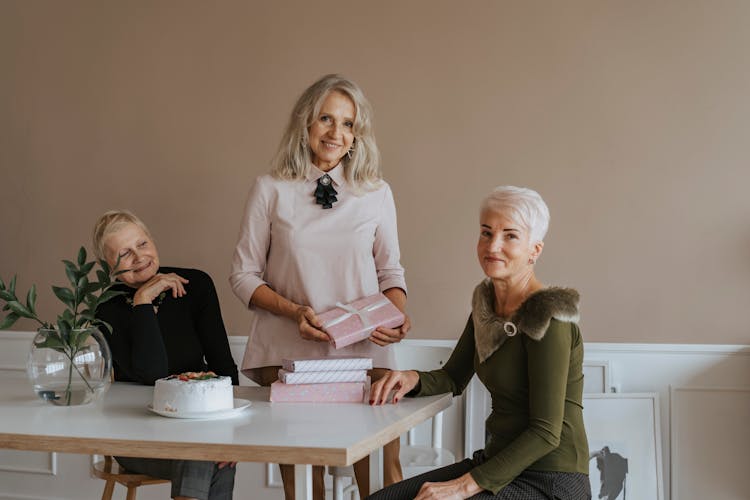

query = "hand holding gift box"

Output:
[[318, 293, 405, 349]]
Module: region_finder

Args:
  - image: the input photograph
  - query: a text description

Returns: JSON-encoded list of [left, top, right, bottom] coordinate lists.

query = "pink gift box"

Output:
[[281, 356, 373, 373], [278, 369, 368, 384], [318, 293, 405, 349], [269, 381, 367, 403]]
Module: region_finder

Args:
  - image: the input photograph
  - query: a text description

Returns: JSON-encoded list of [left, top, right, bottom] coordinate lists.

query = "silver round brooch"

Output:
[[319, 174, 332, 186], [503, 321, 518, 336]]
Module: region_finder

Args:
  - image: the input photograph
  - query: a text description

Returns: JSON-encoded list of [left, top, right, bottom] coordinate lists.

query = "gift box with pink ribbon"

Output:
[[318, 293, 405, 349]]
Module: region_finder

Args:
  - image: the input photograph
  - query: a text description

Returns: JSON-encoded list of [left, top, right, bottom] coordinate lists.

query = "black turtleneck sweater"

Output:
[[95, 267, 239, 385]]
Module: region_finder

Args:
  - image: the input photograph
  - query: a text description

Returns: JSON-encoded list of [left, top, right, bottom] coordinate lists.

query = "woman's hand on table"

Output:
[[132, 273, 189, 305], [414, 474, 482, 500], [294, 305, 330, 342], [216, 461, 236, 469], [369, 369, 419, 405], [370, 313, 411, 346]]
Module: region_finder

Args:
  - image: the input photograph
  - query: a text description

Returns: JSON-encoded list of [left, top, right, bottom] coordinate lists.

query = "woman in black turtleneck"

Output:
[[93, 209, 238, 500]]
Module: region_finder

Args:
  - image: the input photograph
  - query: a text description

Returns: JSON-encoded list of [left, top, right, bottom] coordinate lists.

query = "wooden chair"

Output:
[[90, 455, 170, 500]]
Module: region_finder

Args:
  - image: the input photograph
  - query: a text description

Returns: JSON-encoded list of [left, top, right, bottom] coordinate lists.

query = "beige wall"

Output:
[[1, 0, 748, 344]]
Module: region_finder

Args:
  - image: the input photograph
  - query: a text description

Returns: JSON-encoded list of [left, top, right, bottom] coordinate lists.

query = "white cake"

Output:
[[152, 371, 233, 413]]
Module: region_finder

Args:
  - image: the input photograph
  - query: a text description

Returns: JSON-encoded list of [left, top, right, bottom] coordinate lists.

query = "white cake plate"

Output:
[[147, 398, 252, 419]]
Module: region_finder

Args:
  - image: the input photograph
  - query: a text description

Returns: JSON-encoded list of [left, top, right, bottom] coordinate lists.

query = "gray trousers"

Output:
[[115, 456, 235, 500]]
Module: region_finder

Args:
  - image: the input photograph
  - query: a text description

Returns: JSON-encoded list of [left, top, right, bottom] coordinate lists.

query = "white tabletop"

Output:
[[0, 374, 452, 467]]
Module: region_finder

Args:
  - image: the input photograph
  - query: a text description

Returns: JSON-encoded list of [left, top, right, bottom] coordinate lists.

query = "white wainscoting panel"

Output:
[[670, 386, 750, 500], [463, 343, 750, 500], [3, 331, 750, 500], [582, 359, 611, 394], [0, 331, 32, 372], [0, 333, 59, 486], [0, 450, 57, 476]]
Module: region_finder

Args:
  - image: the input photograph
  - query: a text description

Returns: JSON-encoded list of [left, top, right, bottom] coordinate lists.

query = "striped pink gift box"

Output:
[[281, 357, 372, 373], [278, 369, 368, 385]]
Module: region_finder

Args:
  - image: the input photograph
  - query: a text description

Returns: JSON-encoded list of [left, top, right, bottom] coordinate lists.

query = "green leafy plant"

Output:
[[0, 247, 127, 404]]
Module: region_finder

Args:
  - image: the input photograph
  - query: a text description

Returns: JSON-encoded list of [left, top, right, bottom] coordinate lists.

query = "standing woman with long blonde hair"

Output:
[[230, 74, 410, 499]]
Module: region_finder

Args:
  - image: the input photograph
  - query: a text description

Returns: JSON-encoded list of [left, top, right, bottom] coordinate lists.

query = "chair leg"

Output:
[[101, 479, 115, 500], [332, 474, 344, 500], [346, 480, 360, 500], [126, 485, 138, 500]]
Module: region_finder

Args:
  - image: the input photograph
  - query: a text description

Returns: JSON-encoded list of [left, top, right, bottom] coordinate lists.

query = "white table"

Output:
[[0, 376, 452, 500]]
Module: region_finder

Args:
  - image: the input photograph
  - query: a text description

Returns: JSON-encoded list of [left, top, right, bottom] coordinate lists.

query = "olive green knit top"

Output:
[[412, 281, 589, 494]]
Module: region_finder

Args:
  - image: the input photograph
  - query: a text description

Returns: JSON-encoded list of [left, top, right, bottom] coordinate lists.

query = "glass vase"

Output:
[[26, 327, 112, 406]]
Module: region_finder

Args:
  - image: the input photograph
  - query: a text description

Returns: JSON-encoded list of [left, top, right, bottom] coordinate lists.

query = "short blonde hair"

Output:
[[271, 74, 382, 192], [480, 186, 550, 244], [92, 210, 152, 261]]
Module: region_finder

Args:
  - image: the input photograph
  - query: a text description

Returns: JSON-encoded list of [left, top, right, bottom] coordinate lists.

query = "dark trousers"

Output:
[[366, 450, 591, 500], [115, 456, 235, 500]]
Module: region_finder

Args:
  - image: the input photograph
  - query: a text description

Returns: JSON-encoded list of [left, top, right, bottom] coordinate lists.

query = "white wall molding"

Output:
[[0, 365, 26, 372], [6, 330, 749, 356], [0, 494, 60, 500], [0, 452, 57, 476], [0, 331, 34, 340], [585, 342, 750, 356]]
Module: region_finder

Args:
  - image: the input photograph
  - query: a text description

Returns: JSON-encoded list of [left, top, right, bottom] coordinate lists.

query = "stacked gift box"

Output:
[[269, 356, 372, 403]]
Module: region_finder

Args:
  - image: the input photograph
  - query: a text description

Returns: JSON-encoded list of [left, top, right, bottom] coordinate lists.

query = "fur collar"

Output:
[[472, 279, 580, 364]]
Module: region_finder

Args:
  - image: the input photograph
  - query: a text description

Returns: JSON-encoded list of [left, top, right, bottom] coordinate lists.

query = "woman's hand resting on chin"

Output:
[[132, 273, 189, 305]]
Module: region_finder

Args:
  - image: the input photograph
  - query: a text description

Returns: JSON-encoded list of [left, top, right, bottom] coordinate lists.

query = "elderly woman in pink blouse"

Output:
[[230, 74, 410, 500]]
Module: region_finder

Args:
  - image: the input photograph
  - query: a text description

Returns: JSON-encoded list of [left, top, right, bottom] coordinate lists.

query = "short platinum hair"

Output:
[[480, 186, 550, 244], [92, 209, 153, 261], [271, 74, 382, 192]]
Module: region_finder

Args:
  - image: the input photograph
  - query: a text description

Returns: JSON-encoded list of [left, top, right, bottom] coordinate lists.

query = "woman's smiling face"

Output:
[[477, 209, 541, 281], [307, 90, 356, 171], [103, 223, 160, 288]]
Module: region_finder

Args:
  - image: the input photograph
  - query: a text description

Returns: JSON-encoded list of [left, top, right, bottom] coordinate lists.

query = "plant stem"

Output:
[[65, 350, 73, 405], [70, 348, 94, 393]]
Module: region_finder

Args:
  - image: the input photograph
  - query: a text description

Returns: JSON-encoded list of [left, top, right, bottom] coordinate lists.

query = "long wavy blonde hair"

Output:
[[271, 74, 382, 192]]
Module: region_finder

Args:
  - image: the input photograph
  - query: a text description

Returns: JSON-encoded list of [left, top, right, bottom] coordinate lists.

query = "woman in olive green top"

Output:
[[368, 186, 590, 500]]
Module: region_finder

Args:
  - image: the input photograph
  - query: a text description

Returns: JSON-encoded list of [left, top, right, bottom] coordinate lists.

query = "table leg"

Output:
[[294, 464, 312, 500], [369, 447, 384, 494]]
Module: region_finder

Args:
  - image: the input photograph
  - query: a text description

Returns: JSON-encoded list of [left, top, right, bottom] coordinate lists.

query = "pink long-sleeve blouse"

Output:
[[230, 164, 407, 383]]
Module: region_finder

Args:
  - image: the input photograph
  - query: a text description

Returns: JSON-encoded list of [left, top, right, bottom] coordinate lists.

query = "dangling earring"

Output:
[[346, 147, 353, 159]]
